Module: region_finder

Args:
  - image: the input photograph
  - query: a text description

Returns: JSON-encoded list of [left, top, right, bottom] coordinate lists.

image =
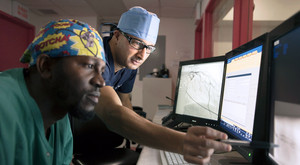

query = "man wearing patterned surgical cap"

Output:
[[93, 6, 232, 165], [0, 19, 106, 165]]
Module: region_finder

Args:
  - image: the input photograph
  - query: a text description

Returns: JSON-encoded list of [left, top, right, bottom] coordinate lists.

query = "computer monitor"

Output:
[[267, 11, 300, 165], [219, 33, 270, 162], [171, 56, 225, 128]]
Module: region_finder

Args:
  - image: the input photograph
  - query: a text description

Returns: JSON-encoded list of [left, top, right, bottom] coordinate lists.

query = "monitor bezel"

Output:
[[218, 32, 271, 163], [266, 11, 300, 165], [171, 56, 226, 128]]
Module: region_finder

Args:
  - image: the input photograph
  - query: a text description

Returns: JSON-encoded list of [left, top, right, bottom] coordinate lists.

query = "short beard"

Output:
[[69, 106, 95, 121]]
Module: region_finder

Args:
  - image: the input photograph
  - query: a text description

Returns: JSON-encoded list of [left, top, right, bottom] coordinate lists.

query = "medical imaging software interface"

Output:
[[220, 46, 262, 141], [175, 61, 224, 121], [269, 27, 300, 165]]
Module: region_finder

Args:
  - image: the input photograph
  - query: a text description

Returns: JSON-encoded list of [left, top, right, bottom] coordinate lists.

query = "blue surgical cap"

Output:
[[117, 6, 160, 45]]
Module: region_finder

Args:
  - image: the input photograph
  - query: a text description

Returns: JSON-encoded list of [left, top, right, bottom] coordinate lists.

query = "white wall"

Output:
[[131, 74, 143, 107], [253, 0, 300, 21], [159, 17, 196, 98], [253, 0, 300, 38], [213, 21, 233, 57], [29, 15, 98, 35], [0, 0, 12, 14], [0, 0, 98, 34]]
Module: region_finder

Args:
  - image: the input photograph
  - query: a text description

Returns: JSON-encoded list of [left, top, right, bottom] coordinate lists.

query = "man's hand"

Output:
[[182, 126, 232, 164]]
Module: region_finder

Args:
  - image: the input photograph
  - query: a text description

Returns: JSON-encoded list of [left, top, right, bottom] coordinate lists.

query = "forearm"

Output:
[[95, 87, 185, 153], [108, 106, 185, 153], [117, 92, 133, 110]]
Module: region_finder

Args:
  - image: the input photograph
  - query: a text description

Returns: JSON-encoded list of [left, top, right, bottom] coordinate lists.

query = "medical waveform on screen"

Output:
[[177, 70, 221, 120]]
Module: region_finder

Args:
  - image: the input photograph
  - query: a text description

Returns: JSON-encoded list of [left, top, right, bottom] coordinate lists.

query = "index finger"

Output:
[[188, 126, 228, 140], [200, 137, 232, 152]]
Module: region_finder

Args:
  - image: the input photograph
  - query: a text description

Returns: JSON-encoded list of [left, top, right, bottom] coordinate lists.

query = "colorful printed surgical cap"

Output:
[[20, 19, 106, 66], [117, 6, 160, 45]]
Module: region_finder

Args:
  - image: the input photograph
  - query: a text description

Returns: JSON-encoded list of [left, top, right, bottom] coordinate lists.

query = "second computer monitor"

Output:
[[173, 56, 225, 127]]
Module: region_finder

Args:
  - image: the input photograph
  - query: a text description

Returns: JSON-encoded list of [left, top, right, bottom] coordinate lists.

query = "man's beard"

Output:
[[69, 106, 95, 121]]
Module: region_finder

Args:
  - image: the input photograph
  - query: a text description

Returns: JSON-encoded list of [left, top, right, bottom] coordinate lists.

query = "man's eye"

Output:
[[132, 40, 143, 47], [137, 42, 144, 48], [85, 64, 94, 69]]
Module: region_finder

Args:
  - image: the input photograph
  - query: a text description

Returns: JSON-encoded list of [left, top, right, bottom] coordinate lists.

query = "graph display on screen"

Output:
[[220, 45, 263, 141], [175, 59, 224, 121]]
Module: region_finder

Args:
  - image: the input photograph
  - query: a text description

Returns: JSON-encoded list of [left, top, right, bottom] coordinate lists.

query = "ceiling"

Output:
[[16, 0, 200, 20]]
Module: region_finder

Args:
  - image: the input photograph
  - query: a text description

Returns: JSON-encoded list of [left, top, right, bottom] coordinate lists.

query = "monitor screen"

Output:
[[268, 12, 300, 165], [173, 56, 225, 126], [220, 45, 263, 141], [219, 33, 270, 163]]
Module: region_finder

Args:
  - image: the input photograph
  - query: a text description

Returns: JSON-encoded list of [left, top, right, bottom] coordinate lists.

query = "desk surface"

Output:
[[137, 108, 249, 165]]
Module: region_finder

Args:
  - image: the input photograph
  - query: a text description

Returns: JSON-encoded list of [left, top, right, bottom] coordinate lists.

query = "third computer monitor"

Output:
[[267, 11, 300, 165], [219, 33, 270, 162]]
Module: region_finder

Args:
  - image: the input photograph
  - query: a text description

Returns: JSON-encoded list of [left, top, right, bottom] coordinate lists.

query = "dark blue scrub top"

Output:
[[102, 37, 137, 93]]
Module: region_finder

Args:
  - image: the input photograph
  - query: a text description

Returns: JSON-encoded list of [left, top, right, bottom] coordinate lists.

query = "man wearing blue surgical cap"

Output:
[[95, 7, 232, 165]]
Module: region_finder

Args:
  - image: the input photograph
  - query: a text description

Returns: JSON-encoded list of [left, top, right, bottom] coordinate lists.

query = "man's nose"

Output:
[[92, 73, 105, 88], [136, 47, 147, 60]]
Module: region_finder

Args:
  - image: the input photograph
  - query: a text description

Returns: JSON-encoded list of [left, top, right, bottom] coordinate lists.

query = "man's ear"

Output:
[[114, 30, 121, 40], [36, 54, 53, 79]]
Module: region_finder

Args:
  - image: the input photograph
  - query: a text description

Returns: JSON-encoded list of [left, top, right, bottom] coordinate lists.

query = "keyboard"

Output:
[[160, 150, 193, 165]]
